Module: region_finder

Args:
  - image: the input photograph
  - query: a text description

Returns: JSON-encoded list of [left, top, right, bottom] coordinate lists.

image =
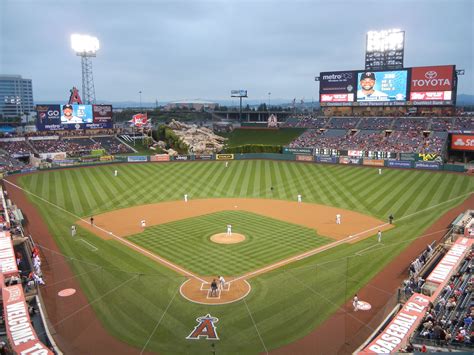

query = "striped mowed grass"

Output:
[[129, 210, 331, 275], [16, 161, 473, 354]]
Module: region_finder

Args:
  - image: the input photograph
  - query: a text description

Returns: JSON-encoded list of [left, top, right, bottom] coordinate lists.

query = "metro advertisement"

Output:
[[36, 104, 113, 130], [451, 134, 474, 151], [319, 71, 357, 94], [356, 70, 408, 102], [410, 65, 454, 92], [320, 93, 354, 102]]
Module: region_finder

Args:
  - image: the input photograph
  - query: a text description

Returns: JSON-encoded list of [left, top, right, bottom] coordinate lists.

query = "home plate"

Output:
[[357, 301, 372, 311], [58, 288, 76, 297]]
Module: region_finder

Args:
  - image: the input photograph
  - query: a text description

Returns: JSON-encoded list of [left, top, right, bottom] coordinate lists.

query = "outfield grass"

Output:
[[220, 128, 305, 147], [129, 210, 331, 275], [17, 161, 473, 354]]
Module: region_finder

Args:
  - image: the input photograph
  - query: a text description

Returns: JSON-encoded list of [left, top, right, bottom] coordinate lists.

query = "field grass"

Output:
[[220, 128, 305, 147], [17, 161, 473, 354], [129, 210, 331, 275]]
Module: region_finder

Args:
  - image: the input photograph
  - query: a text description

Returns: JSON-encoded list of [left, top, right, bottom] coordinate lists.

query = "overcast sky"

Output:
[[1, 0, 472, 103]]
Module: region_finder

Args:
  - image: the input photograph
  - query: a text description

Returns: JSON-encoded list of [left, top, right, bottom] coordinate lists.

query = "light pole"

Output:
[[268, 92, 271, 111], [139, 91, 142, 110], [71, 34, 99, 104]]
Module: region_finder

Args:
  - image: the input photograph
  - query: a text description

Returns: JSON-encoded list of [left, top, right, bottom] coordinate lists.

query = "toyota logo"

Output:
[[425, 71, 438, 79]]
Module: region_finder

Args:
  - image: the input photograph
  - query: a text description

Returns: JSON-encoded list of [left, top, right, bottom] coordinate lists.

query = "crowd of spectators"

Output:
[[414, 248, 474, 349], [283, 114, 329, 128], [0, 154, 28, 173], [328, 117, 360, 129], [0, 141, 34, 156], [288, 128, 447, 154]]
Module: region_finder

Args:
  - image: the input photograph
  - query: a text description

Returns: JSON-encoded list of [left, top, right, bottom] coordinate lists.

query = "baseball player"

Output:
[[336, 214, 341, 225], [377, 230, 382, 243], [141, 220, 146, 228], [218, 275, 226, 290], [225, 161, 229, 168], [226, 224, 232, 236], [378, 168, 382, 175], [297, 194, 302, 203], [71, 225, 76, 237], [114, 169, 118, 177], [184, 194, 188, 202], [353, 294, 359, 311]]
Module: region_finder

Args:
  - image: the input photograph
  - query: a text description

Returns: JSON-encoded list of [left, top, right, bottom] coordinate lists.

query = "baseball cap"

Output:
[[63, 104, 73, 110], [360, 72, 376, 81]]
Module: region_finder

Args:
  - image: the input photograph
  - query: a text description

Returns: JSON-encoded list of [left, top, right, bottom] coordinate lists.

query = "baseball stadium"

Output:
[[1, 3, 474, 355]]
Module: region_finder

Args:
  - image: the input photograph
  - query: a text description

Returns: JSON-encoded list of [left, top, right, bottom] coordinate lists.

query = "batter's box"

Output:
[[200, 282, 230, 292], [206, 289, 221, 299]]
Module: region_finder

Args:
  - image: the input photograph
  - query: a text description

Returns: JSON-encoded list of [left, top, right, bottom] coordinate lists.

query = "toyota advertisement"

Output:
[[319, 71, 357, 94], [451, 135, 474, 151], [36, 104, 113, 131], [356, 70, 408, 103], [410, 65, 454, 104]]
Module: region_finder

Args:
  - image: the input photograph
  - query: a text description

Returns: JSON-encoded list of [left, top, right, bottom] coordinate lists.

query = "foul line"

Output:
[[4, 179, 207, 284], [244, 298, 269, 354], [75, 238, 98, 252], [140, 287, 180, 355]]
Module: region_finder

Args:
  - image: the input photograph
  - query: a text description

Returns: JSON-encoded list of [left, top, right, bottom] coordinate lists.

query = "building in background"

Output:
[[0, 75, 34, 118], [165, 100, 217, 111]]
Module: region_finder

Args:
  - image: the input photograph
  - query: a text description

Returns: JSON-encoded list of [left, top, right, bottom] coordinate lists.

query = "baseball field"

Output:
[[6, 160, 473, 354]]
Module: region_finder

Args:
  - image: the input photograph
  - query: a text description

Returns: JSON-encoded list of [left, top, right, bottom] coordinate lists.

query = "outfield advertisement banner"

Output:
[[296, 155, 313, 162], [362, 159, 384, 167], [451, 134, 474, 151], [174, 155, 190, 161], [283, 147, 314, 155], [128, 156, 148, 162], [339, 157, 361, 165], [387, 160, 413, 168], [194, 155, 213, 160], [410, 65, 454, 92], [2, 285, 53, 355], [414, 161, 441, 170], [316, 156, 338, 164], [216, 154, 235, 160], [150, 154, 170, 162]]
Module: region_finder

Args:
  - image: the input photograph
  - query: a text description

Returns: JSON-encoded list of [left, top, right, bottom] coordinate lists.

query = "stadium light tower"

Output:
[[71, 34, 100, 104], [365, 29, 405, 70]]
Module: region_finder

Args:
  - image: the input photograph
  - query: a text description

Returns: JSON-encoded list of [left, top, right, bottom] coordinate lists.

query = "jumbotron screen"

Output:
[[356, 70, 408, 102], [36, 104, 113, 131]]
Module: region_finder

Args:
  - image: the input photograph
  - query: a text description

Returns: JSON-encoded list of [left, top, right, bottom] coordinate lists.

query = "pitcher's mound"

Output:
[[210, 233, 246, 244]]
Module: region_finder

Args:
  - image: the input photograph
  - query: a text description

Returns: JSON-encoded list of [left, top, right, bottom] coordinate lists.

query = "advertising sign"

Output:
[[0, 232, 18, 277], [150, 154, 170, 162], [451, 134, 474, 151], [418, 153, 443, 162], [339, 157, 361, 165], [127, 156, 148, 162], [410, 91, 452, 101], [414, 161, 441, 170], [410, 65, 454, 92], [362, 159, 385, 167], [319, 71, 356, 94], [194, 155, 213, 160], [283, 147, 314, 155], [216, 154, 234, 160], [296, 155, 313, 162], [348, 150, 363, 157], [174, 155, 189, 161], [320, 93, 354, 102], [37, 104, 113, 130], [387, 160, 412, 168], [316, 156, 338, 164], [231, 90, 248, 97], [356, 70, 407, 102]]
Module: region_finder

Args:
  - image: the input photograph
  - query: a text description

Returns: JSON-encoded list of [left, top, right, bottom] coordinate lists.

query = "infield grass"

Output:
[[16, 161, 474, 354], [129, 210, 331, 275]]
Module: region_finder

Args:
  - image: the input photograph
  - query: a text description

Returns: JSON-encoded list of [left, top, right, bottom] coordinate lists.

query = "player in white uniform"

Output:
[[378, 230, 382, 243], [225, 161, 229, 168], [336, 214, 341, 225], [226, 224, 232, 236], [114, 170, 118, 177], [184, 194, 188, 202], [218, 275, 226, 290], [353, 294, 359, 311], [378, 168, 382, 175], [297, 194, 302, 203], [71, 225, 76, 237], [141, 220, 146, 228]]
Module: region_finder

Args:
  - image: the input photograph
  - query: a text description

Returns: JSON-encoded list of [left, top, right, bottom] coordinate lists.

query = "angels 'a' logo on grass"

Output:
[[186, 314, 219, 340]]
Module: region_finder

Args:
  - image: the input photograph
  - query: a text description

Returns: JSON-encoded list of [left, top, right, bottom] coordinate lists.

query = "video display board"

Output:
[[356, 70, 408, 102], [36, 104, 113, 131]]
